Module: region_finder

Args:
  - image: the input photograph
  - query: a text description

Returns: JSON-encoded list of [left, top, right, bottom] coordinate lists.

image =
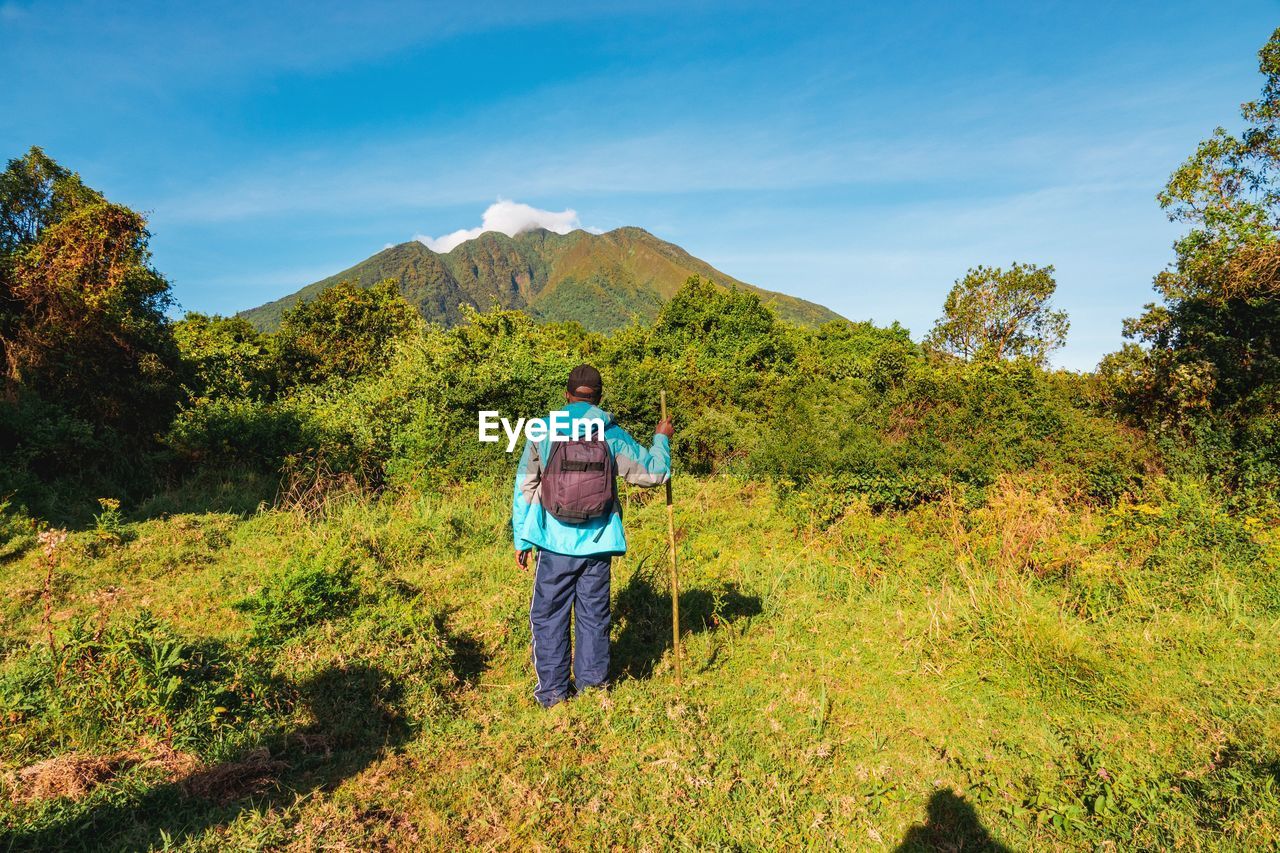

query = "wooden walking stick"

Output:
[[661, 391, 682, 684]]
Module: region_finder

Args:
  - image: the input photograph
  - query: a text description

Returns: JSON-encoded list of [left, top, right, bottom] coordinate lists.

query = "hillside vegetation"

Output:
[[237, 227, 844, 333]]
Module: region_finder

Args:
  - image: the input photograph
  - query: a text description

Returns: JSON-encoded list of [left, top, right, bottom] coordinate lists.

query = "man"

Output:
[[512, 364, 674, 708]]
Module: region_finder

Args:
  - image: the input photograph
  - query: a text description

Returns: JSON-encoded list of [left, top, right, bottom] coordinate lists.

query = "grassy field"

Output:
[[0, 474, 1277, 850]]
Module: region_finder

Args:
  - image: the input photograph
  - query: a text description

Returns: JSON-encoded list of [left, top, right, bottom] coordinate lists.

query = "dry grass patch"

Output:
[[180, 747, 288, 804], [7, 741, 199, 803]]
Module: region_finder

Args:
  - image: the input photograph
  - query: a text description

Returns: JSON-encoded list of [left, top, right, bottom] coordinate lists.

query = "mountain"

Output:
[[238, 226, 844, 332]]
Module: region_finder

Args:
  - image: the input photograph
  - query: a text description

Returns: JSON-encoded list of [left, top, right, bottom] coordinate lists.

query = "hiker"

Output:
[[512, 364, 674, 708]]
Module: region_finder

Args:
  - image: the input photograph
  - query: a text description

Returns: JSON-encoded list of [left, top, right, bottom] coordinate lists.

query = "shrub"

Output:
[[234, 558, 361, 644], [164, 395, 321, 471], [273, 279, 421, 386], [172, 312, 275, 400], [0, 497, 35, 559], [756, 357, 1148, 520]]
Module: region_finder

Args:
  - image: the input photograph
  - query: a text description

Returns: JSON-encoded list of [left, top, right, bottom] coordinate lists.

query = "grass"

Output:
[[0, 475, 1276, 850]]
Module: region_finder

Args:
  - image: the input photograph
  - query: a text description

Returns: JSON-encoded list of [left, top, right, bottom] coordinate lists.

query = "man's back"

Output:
[[512, 400, 670, 558]]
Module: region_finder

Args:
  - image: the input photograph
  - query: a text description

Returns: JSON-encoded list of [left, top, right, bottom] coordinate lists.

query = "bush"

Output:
[[273, 279, 421, 386], [165, 395, 322, 471], [234, 558, 361, 644], [172, 312, 275, 400], [1103, 479, 1277, 613], [0, 504, 35, 569], [755, 357, 1148, 519]]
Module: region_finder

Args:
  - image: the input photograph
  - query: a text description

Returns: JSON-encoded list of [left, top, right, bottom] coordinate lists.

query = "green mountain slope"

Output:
[[238, 227, 844, 331]]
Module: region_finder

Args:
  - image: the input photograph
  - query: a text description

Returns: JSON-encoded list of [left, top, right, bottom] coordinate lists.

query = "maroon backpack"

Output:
[[541, 435, 615, 524]]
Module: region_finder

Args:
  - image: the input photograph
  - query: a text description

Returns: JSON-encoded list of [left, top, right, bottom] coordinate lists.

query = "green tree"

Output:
[[2, 189, 178, 431], [1, 148, 106, 396], [645, 275, 789, 367], [1099, 26, 1280, 500], [925, 263, 1068, 364], [0, 148, 181, 515], [273, 278, 421, 385], [1110, 27, 1280, 428], [173, 313, 274, 400], [0, 146, 103, 254]]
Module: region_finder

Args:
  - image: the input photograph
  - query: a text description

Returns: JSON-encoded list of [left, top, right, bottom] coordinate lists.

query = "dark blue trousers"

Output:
[[529, 549, 611, 707]]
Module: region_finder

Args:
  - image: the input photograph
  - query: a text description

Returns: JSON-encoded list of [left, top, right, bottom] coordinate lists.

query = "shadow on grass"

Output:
[[611, 559, 762, 681], [6, 465, 283, 533], [2, 663, 411, 852], [433, 610, 492, 687], [130, 465, 284, 520], [894, 788, 1012, 853]]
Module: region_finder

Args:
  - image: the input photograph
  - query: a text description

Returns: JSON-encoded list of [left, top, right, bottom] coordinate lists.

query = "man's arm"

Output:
[[512, 438, 542, 562], [611, 419, 672, 488]]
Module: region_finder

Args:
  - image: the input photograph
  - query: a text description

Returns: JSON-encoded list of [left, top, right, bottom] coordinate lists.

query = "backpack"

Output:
[[540, 434, 615, 524]]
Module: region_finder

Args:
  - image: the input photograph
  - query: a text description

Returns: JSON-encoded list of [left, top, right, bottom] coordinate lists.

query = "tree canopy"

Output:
[[273, 278, 421, 386], [0, 146, 103, 255], [925, 263, 1068, 365], [1093, 26, 1280, 497], [1107, 27, 1280, 426], [0, 148, 178, 430]]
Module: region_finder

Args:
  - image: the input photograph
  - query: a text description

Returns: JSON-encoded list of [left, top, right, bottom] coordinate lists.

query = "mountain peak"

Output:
[[604, 225, 655, 239], [239, 228, 843, 332]]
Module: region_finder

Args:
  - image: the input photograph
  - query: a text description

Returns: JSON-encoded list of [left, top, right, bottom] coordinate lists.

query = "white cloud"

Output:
[[414, 199, 591, 252]]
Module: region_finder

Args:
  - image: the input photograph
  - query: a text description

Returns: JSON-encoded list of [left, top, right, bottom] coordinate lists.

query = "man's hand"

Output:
[[655, 417, 674, 438], [516, 548, 532, 571]]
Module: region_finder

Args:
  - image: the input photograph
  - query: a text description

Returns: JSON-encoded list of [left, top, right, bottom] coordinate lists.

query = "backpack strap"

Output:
[[539, 439, 559, 525], [592, 437, 615, 543]]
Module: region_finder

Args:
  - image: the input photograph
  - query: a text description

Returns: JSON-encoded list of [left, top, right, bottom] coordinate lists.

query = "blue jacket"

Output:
[[512, 401, 670, 557]]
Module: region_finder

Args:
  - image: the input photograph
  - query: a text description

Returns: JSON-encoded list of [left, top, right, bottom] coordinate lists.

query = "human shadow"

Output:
[[894, 788, 1012, 852], [3, 663, 411, 852], [611, 559, 762, 680], [433, 609, 492, 688]]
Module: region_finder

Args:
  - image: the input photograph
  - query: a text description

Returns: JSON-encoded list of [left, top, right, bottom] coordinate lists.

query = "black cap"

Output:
[[567, 364, 603, 398]]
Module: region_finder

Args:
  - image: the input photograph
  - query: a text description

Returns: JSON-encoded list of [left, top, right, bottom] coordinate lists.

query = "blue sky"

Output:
[[2, 1, 1276, 369]]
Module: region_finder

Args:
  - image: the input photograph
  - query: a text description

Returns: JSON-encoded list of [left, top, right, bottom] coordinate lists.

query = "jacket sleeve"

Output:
[[512, 438, 542, 550], [611, 427, 670, 488]]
